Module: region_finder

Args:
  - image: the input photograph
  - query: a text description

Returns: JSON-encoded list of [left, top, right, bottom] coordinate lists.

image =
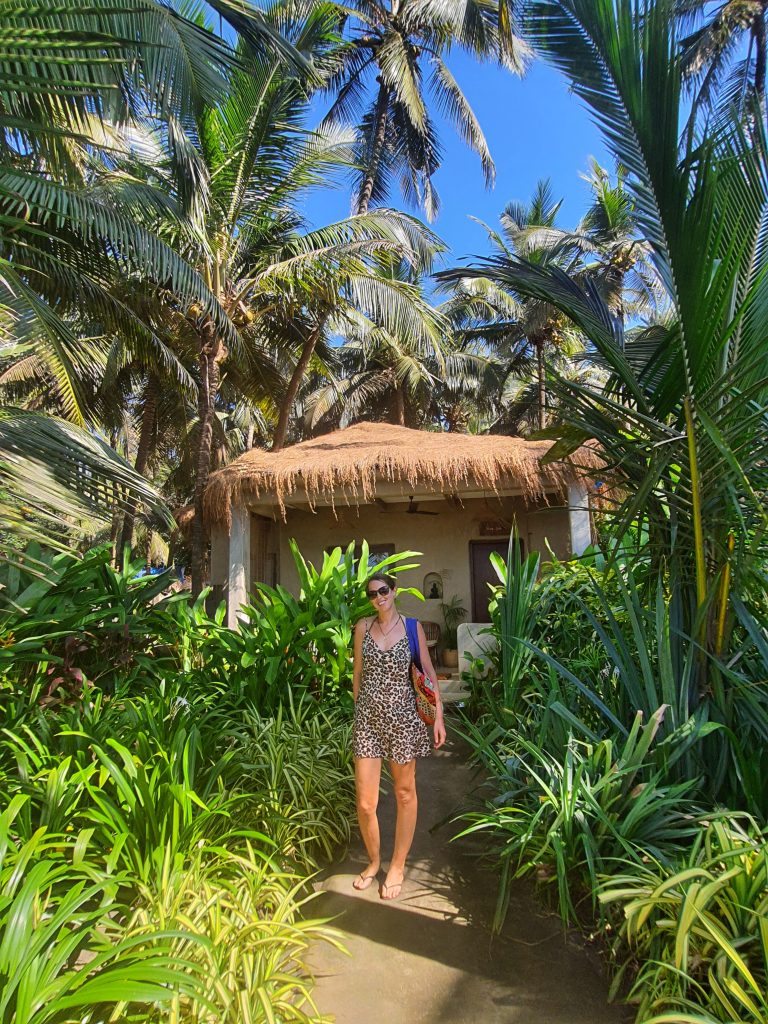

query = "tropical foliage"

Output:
[[3, 0, 768, 1021], [0, 538, 416, 707], [600, 816, 768, 1023], [438, 180, 590, 430], [0, 537, 374, 1023], [448, 1, 768, 1022]]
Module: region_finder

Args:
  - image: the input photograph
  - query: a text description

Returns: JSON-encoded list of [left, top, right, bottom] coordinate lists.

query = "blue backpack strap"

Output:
[[405, 617, 421, 669]]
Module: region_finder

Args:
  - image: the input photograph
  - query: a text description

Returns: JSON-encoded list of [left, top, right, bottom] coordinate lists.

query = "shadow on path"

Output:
[[309, 729, 630, 1024]]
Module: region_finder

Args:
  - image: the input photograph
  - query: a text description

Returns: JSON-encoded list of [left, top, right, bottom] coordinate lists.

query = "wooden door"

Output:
[[470, 540, 514, 622]]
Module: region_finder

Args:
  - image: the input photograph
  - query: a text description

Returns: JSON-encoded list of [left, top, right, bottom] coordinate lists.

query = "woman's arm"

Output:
[[416, 621, 446, 749], [352, 618, 367, 702]]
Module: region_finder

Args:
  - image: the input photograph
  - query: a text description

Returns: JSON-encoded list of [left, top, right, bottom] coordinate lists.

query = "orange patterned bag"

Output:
[[405, 617, 437, 726]]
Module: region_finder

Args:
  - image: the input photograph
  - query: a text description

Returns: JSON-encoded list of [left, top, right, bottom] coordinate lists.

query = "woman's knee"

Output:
[[394, 779, 417, 806], [356, 793, 379, 818]]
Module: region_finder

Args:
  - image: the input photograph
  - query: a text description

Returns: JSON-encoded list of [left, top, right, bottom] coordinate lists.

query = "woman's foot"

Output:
[[352, 862, 380, 891], [380, 867, 404, 900]]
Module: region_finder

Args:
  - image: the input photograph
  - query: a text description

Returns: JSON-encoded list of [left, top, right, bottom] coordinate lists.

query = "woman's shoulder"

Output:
[[354, 616, 374, 634]]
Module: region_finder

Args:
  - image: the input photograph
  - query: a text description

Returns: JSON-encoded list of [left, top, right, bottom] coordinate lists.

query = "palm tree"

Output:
[[169, 6, 446, 592], [322, 0, 529, 219], [303, 316, 443, 429], [0, 0, 301, 550], [512, 161, 664, 331], [497, 0, 768, 669], [675, 0, 768, 118], [267, 215, 446, 451], [437, 180, 584, 430], [303, 259, 450, 430], [6, 270, 207, 558], [443, 276, 597, 434]]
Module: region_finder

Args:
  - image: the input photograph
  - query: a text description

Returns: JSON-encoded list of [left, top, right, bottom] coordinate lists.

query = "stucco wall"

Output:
[[268, 494, 571, 617]]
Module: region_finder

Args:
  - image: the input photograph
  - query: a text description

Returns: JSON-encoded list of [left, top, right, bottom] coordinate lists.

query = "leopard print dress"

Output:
[[352, 621, 432, 764]]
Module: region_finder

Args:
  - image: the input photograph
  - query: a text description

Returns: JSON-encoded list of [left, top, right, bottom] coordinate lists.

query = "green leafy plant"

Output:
[[478, 532, 541, 725], [439, 594, 468, 650], [132, 843, 344, 1024], [526, 562, 768, 815], [239, 705, 354, 871], [0, 545, 179, 695], [458, 707, 701, 930], [599, 816, 768, 1023], [237, 539, 421, 710], [0, 797, 208, 1024]]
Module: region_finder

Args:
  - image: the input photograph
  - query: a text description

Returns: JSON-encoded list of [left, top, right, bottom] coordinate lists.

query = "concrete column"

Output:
[[568, 481, 592, 556], [227, 502, 250, 629], [209, 525, 228, 586]]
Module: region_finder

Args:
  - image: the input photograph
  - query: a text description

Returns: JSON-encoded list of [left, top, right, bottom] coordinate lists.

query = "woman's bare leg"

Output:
[[382, 758, 417, 899], [353, 757, 382, 888]]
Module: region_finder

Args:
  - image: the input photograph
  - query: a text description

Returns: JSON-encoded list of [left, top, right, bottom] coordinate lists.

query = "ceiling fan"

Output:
[[406, 495, 438, 516]]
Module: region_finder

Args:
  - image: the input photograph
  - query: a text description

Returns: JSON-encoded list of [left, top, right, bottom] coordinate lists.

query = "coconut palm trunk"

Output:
[[116, 375, 158, 561], [273, 320, 325, 452], [191, 323, 222, 596], [393, 380, 406, 425], [535, 336, 546, 430], [356, 79, 390, 216]]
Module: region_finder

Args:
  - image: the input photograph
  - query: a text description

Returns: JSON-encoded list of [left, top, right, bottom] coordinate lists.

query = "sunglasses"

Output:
[[367, 584, 391, 599]]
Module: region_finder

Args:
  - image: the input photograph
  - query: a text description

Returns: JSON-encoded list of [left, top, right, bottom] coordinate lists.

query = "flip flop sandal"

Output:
[[379, 880, 403, 901], [352, 872, 377, 891]]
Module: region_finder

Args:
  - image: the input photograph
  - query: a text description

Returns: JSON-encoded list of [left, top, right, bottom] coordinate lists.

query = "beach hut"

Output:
[[204, 422, 598, 632]]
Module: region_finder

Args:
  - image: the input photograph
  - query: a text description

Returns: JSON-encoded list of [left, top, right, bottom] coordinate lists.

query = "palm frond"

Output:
[[429, 56, 495, 186], [0, 410, 171, 550]]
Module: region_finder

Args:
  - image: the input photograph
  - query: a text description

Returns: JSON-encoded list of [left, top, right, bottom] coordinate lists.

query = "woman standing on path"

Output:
[[351, 571, 446, 900]]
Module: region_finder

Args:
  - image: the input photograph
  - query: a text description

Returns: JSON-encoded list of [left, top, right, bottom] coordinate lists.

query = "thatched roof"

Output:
[[173, 504, 195, 538], [204, 422, 600, 526]]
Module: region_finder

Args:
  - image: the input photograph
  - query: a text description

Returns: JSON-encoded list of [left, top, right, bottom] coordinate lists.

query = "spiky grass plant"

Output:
[[600, 816, 768, 1023], [458, 707, 702, 930], [131, 842, 343, 1024], [239, 706, 355, 872]]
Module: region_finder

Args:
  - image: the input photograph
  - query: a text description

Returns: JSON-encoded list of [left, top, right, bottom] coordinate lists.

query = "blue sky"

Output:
[[301, 51, 613, 269]]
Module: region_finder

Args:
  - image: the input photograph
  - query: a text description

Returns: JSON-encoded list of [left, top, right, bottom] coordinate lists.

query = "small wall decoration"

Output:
[[423, 572, 443, 600], [479, 518, 508, 537]]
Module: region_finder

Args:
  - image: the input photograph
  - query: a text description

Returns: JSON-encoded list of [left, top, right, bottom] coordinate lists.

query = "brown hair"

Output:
[[366, 570, 397, 590]]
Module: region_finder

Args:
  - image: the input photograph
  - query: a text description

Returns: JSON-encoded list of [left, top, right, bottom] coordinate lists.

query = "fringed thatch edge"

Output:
[[173, 504, 195, 538], [203, 445, 602, 530]]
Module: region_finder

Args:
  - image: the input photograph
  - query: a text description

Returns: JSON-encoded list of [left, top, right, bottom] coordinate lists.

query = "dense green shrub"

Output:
[[0, 682, 353, 1024], [0, 546, 179, 695], [131, 844, 343, 1024], [0, 538, 419, 713], [471, 537, 768, 815], [600, 817, 768, 1024], [239, 706, 355, 871], [459, 536, 768, 1020], [459, 707, 701, 929], [0, 535, 373, 1024]]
